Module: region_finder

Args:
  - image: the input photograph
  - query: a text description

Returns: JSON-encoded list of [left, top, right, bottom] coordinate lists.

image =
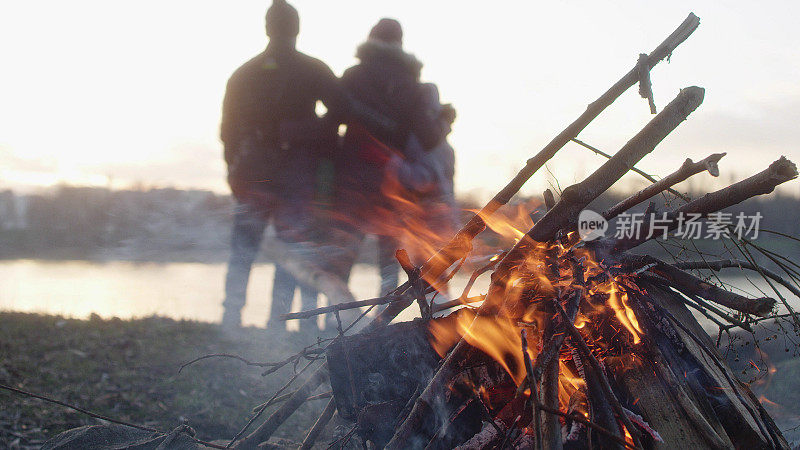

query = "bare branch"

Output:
[[621, 254, 776, 316], [603, 152, 725, 220], [555, 304, 644, 450], [526, 86, 705, 244], [0, 383, 227, 449], [606, 157, 798, 254], [674, 259, 800, 302]]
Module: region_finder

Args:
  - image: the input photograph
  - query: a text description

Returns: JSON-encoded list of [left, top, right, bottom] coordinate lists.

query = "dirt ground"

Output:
[[0, 312, 334, 448], [1, 312, 799, 448]]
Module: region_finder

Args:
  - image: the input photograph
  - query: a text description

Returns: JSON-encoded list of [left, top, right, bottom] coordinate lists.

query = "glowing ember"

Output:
[[427, 241, 646, 413]]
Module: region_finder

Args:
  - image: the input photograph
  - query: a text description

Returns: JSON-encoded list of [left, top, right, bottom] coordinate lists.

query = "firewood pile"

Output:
[[230, 13, 797, 449]]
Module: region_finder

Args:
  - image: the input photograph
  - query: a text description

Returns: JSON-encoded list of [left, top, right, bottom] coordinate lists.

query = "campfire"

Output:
[[229, 13, 796, 449]]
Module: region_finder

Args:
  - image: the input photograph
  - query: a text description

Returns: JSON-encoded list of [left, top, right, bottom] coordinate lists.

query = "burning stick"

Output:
[[235, 369, 330, 448], [386, 85, 705, 449], [521, 329, 543, 450], [532, 264, 585, 380], [602, 152, 725, 220], [535, 402, 637, 450], [373, 13, 701, 328], [541, 351, 563, 450], [576, 347, 623, 449], [555, 303, 644, 450]]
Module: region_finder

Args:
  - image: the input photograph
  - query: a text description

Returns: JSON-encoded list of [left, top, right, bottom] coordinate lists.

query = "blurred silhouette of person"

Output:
[[220, 1, 395, 330], [387, 82, 458, 259], [331, 18, 455, 297]]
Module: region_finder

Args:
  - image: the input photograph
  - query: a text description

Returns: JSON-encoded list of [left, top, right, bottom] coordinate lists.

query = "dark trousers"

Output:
[[325, 224, 401, 295], [223, 199, 319, 330]]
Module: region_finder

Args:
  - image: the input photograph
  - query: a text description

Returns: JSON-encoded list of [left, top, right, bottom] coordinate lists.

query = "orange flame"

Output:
[[601, 279, 643, 344], [759, 395, 781, 408], [473, 202, 537, 242], [329, 156, 462, 288], [429, 308, 533, 384], [427, 245, 646, 400]]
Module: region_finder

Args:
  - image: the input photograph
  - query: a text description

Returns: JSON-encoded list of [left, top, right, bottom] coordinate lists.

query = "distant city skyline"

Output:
[[2, 1, 799, 200]]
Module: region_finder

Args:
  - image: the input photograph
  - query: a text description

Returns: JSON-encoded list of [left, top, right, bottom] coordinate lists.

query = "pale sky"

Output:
[[1, 1, 799, 199]]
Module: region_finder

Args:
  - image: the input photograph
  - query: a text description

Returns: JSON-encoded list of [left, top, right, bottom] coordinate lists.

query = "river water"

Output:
[[1, 259, 795, 330], [0, 259, 487, 329]]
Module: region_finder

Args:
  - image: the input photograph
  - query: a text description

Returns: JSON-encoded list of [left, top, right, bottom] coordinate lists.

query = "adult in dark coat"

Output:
[[332, 19, 454, 295], [221, 0, 394, 329]]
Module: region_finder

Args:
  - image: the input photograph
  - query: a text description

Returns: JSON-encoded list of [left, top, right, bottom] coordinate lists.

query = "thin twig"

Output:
[[733, 236, 800, 329], [497, 414, 522, 450], [227, 358, 319, 447], [431, 295, 485, 314], [458, 253, 504, 303], [300, 397, 337, 450], [0, 383, 227, 449], [572, 138, 690, 202], [233, 304, 378, 448], [251, 391, 332, 413], [673, 259, 800, 303], [279, 295, 406, 321], [178, 350, 323, 376]]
